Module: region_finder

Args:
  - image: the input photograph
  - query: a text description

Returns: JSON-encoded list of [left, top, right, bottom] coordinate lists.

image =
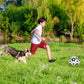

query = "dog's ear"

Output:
[[24, 48, 29, 52]]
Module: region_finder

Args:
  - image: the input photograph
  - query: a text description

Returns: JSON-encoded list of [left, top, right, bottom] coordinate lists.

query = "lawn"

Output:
[[0, 42, 84, 84]]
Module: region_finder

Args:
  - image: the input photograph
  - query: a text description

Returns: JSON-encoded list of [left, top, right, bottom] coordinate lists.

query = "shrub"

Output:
[[81, 34, 84, 40], [9, 22, 21, 33], [74, 24, 84, 40], [49, 35, 56, 39], [24, 31, 31, 38], [60, 35, 67, 43]]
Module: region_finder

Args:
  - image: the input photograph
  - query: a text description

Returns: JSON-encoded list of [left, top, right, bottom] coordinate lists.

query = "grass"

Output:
[[0, 42, 84, 84]]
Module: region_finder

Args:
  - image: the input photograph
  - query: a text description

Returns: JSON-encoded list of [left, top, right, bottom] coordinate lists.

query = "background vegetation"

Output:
[[0, 0, 84, 43]]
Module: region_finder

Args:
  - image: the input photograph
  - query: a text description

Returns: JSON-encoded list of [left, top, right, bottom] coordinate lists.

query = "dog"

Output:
[[0, 45, 31, 64]]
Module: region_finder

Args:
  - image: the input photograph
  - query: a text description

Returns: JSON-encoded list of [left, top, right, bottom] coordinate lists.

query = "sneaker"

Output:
[[49, 59, 56, 62]]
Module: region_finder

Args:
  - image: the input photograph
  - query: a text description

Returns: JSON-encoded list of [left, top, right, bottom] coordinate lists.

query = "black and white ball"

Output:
[[69, 56, 80, 65]]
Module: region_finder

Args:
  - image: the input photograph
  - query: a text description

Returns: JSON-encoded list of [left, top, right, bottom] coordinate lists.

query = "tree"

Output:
[[0, 0, 5, 5], [26, 0, 55, 33], [63, 0, 84, 40], [21, 0, 29, 5]]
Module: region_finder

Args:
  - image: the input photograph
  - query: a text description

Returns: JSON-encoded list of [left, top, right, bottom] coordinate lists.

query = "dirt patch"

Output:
[[0, 34, 4, 44]]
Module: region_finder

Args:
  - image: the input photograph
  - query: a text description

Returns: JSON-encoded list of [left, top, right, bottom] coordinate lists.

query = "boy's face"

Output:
[[40, 21, 46, 27]]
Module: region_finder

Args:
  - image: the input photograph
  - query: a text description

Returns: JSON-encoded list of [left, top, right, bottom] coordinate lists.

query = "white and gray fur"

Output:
[[0, 45, 31, 64]]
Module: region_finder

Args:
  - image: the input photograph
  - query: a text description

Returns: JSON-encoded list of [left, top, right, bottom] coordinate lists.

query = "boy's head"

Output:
[[38, 17, 46, 27]]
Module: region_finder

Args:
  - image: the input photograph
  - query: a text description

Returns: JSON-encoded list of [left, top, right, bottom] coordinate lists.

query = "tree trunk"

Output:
[[70, 23, 74, 40], [70, 11, 77, 40]]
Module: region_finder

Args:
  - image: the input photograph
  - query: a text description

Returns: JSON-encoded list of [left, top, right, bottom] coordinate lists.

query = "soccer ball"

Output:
[[69, 56, 80, 65]]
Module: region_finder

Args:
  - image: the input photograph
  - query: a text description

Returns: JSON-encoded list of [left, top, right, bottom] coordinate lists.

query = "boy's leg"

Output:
[[45, 45, 56, 62], [45, 45, 51, 60], [38, 41, 56, 62], [38, 41, 51, 60]]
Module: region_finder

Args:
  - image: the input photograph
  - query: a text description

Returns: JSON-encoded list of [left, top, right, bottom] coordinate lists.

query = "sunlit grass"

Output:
[[0, 42, 84, 84]]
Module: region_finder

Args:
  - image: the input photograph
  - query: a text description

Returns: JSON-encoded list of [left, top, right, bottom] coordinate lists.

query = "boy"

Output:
[[26, 17, 56, 62]]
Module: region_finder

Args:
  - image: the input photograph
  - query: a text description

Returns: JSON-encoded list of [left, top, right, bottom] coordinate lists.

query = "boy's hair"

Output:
[[38, 17, 46, 24]]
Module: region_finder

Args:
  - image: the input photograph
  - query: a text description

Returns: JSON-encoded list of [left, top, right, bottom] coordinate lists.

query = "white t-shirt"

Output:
[[31, 24, 42, 44]]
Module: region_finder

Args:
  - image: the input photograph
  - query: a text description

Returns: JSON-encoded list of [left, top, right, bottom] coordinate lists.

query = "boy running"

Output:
[[26, 17, 56, 62]]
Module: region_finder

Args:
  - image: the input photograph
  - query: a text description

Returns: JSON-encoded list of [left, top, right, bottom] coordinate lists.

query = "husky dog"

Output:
[[0, 45, 31, 64]]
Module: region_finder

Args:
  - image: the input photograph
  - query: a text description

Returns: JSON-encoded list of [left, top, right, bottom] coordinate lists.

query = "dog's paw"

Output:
[[15, 60, 18, 63], [24, 62, 27, 64], [23, 59, 27, 64]]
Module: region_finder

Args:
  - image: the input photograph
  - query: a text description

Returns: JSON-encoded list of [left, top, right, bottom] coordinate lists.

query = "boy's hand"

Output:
[[42, 37, 46, 41], [31, 30, 34, 37]]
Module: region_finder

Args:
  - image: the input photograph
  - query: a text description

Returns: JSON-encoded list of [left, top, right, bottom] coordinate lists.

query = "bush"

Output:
[[60, 35, 67, 43], [24, 31, 31, 38], [9, 22, 21, 33], [81, 34, 84, 40], [49, 35, 56, 39], [74, 24, 84, 40], [2, 4, 37, 38]]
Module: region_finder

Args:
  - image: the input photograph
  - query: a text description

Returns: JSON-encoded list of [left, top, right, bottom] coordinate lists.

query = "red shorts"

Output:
[[30, 41, 48, 55]]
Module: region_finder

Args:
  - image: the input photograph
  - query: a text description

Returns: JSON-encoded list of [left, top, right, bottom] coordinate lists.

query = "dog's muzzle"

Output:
[[25, 52, 31, 56]]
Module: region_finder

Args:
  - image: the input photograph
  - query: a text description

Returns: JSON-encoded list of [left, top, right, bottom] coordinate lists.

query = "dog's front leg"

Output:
[[15, 58, 19, 63], [15, 52, 20, 63], [15, 57, 22, 63], [16, 52, 20, 59], [16, 57, 27, 64], [22, 57, 27, 64]]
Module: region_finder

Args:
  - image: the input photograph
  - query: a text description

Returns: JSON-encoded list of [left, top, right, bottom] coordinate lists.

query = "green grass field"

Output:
[[0, 42, 84, 84]]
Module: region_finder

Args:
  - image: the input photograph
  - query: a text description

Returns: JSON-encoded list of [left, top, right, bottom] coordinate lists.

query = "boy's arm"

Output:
[[31, 29, 34, 34], [31, 29, 34, 37], [35, 29, 41, 39], [35, 29, 45, 40]]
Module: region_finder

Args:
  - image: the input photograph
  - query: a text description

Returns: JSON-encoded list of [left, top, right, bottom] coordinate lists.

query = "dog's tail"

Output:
[[0, 45, 8, 49]]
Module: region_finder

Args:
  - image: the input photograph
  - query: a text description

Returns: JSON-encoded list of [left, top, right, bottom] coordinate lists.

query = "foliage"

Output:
[[63, 0, 84, 40], [9, 22, 21, 33], [0, 0, 84, 41], [50, 0, 69, 31], [0, 0, 6, 5], [1, 4, 37, 37], [75, 24, 84, 40], [60, 35, 67, 43], [27, 0, 54, 32], [24, 31, 30, 38], [49, 35, 56, 39]]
